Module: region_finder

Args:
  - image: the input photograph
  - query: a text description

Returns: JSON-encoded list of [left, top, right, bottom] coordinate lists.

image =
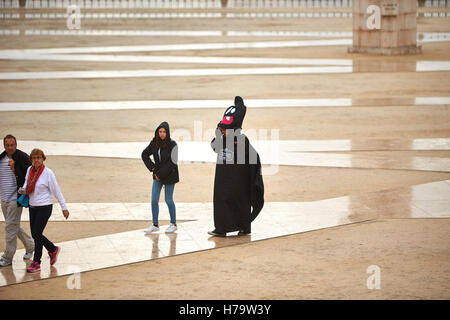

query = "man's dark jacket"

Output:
[[0, 149, 31, 206]]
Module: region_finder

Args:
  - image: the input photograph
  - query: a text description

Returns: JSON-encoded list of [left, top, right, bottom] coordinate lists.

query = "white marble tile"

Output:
[[410, 181, 450, 201], [1, 179, 450, 286], [410, 201, 450, 217], [0, 99, 354, 111], [3, 97, 450, 112], [7, 139, 450, 172], [122, 203, 151, 220], [416, 61, 450, 72], [0, 40, 352, 55], [415, 97, 450, 105], [0, 52, 353, 66], [0, 66, 354, 80], [86, 203, 133, 221]]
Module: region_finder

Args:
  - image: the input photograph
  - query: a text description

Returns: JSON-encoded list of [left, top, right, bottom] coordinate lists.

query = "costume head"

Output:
[[217, 96, 247, 130]]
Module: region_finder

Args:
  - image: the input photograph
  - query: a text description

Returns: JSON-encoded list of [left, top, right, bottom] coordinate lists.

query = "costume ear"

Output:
[[234, 96, 246, 116], [233, 96, 246, 128], [234, 96, 244, 108]]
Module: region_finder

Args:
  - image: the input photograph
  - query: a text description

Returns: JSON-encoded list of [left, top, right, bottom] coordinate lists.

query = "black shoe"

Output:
[[238, 230, 251, 236], [208, 230, 226, 237]]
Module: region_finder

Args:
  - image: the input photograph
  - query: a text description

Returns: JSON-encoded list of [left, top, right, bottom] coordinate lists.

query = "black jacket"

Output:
[[0, 149, 31, 206], [141, 122, 179, 185]]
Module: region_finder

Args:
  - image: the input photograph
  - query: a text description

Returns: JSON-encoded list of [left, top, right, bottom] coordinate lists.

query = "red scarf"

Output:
[[26, 165, 45, 194]]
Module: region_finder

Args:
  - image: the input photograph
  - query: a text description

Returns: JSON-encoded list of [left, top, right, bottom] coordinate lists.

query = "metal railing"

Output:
[[1, 0, 449, 9], [2, 0, 355, 9]]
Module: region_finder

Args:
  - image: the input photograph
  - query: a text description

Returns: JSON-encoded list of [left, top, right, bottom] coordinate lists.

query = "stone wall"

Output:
[[349, 0, 421, 55]]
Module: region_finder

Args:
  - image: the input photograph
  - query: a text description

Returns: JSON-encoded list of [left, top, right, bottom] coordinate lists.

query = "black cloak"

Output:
[[211, 97, 264, 233], [141, 121, 179, 185]]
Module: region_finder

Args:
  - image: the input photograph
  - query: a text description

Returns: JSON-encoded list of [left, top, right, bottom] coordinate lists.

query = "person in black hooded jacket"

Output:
[[141, 122, 179, 234]]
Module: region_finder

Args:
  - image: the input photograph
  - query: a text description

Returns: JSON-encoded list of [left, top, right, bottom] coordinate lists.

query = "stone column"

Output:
[[348, 0, 421, 55]]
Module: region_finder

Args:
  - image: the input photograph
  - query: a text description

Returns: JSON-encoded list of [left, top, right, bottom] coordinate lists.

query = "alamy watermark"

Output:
[[66, 5, 81, 30], [66, 264, 81, 290], [169, 120, 280, 175], [366, 265, 381, 290], [366, 5, 381, 30]]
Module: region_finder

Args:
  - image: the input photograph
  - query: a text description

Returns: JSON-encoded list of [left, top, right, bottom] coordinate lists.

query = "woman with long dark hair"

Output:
[[141, 122, 179, 233]]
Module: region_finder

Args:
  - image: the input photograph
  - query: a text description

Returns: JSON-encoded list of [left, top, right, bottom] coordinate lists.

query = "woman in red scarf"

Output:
[[19, 148, 69, 273]]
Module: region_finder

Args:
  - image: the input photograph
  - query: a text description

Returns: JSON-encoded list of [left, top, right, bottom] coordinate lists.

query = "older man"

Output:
[[0, 135, 34, 267]]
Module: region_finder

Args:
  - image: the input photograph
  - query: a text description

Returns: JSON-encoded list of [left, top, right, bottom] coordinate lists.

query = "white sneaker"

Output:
[[165, 223, 177, 233], [0, 258, 12, 267], [144, 225, 159, 234], [23, 252, 33, 260]]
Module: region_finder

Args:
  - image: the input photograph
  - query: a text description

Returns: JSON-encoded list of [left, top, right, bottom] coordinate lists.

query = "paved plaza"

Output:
[[0, 0, 449, 299]]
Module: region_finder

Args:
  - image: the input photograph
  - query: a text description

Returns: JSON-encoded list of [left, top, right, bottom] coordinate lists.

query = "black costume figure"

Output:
[[209, 96, 264, 236]]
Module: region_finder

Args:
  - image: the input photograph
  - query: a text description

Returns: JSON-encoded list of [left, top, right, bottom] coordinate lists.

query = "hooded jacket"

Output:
[[0, 148, 31, 206], [141, 121, 179, 185]]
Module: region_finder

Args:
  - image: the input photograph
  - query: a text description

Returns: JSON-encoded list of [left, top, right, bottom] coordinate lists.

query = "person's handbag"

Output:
[[18, 194, 29, 208]]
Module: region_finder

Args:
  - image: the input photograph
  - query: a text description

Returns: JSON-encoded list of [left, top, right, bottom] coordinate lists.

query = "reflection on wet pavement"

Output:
[[1, 61, 450, 79], [0, 52, 449, 79], [0, 179, 448, 287], [0, 0, 449, 291]]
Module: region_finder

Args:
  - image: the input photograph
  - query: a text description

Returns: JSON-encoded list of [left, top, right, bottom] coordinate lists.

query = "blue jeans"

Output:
[[151, 180, 176, 225]]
